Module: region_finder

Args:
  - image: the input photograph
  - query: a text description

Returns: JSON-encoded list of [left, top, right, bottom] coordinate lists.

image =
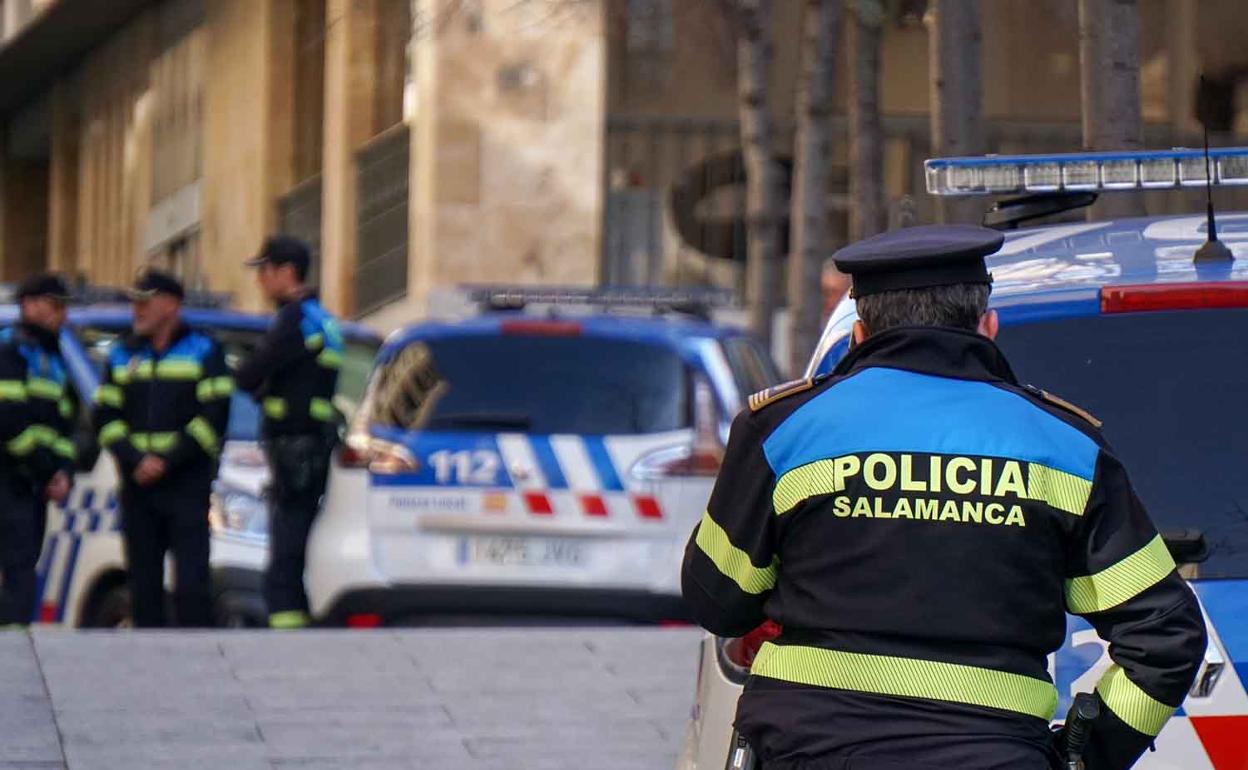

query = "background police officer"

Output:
[[94, 271, 232, 627], [236, 236, 343, 630], [0, 274, 75, 627], [681, 225, 1207, 770]]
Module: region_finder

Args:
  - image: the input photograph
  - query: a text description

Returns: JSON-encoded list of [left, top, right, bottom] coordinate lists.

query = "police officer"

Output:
[[0, 274, 75, 626], [94, 270, 232, 627], [681, 225, 1207, 770], [236, 236, 343, 630]]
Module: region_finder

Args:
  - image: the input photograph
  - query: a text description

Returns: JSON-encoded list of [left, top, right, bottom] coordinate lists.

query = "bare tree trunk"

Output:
[[738, 0, 783, 351], [786, 0, 840, 376], [926, 0, 984, 225], [848, 0, 885, 242], [1079, 0, 1146, 219]]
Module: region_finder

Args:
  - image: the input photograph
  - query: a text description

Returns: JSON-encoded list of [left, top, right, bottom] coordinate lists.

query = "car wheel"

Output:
[[213, 590, 266, 628], [84, 584, 132, 629]]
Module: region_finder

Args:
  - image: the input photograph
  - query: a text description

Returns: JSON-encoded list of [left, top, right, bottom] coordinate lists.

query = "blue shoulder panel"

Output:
[[762, 367, 1101, 480], [170, 331, 216, 361]]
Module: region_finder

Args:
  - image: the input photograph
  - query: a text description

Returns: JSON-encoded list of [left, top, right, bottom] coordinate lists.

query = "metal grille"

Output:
[[354, 123, 410, 317], [277, 173, 323, 287]]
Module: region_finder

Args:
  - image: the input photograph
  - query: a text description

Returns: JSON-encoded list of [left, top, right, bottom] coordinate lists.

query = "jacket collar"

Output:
[[832, 325, 1019, 384], [278, 289, 316, 309], [129, 320, 192, 352], [14, 321, 60, 352]]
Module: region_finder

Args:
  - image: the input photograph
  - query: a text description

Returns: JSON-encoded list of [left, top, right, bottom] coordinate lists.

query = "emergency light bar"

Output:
[[465, 285, 739, 312], [926, 147, 1248, 196]]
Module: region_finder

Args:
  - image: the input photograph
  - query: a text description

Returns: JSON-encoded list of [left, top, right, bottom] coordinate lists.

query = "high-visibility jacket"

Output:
[[94, 323, 232, 486], [0, 322, 75, 487], [682, 326, 1207, 770]]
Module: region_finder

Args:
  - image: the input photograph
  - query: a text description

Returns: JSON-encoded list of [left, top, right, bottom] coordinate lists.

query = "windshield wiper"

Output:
[[423, 412, 533, 431]]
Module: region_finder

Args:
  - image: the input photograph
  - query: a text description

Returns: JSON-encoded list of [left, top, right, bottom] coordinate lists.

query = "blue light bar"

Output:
[[925, 147, 1248, 196]]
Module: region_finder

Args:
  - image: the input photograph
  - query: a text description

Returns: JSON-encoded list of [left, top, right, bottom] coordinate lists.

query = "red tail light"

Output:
[[500, 319, 583, 336], [718, 620, 782, 683], [1101, 281, 1248, 313], [346, 613, 383, 628]]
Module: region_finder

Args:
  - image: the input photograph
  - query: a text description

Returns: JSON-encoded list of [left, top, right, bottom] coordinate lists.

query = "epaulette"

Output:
[[749, 376, 820, 412], [1023, 384, 1103, 429]]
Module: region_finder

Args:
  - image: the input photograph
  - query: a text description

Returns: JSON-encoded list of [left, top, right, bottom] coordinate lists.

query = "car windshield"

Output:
[[77, 324, 378, 442], [996, 308, 1248, 579], [369, 333, 689, 435]]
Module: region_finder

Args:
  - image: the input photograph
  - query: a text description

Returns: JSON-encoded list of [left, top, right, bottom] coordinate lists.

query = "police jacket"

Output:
[[234, 293, 341, 439], [681, 326, 1207, 770], [94, 324, 232, 486], [0, 322, 75, 488]]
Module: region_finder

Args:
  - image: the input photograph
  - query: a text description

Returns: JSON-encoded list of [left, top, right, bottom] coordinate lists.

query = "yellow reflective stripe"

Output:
[[304, 332, 325, 351], [0, 380, 26, 401], [149, 432, 179, 453], [5, 424, 56, 455], [155, 360, 202, 380], [1026, 464, 1092, 516], [52, 437, 75, 460], [309, 397, 335, 422], [186, 416, 220, 456], [95, 384, 124, 408], [196, 376, 234, 402], [694, 511, 777, 594], [58, 398, 73, 419], [317, 349, 342, 369], [773, 458, 839, 514], [1095, 665, 1175, 736], [111, 365, 131, 384], [263, 397, 288, 420], [751, 642, 1058, 721], [26, 377, 63, 400], [269, 610, 310, 629], [99, 420, 129, 446], [131, 433, 148, 452], [1066, 535, 1175, 614], [213, 376, 234, 398]]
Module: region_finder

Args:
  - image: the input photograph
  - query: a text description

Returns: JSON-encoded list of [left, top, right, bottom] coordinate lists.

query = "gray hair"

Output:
[[855, 283, 991, 334]]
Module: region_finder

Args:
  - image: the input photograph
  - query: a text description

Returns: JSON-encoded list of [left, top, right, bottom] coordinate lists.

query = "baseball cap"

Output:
[[16, 273, 72, 303], [245, 235, 311, 276], [128, 269, 186, 301]]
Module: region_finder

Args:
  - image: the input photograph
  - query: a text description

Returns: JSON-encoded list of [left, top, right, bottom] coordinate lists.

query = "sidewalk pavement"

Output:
[[0, 627, 703, 770]]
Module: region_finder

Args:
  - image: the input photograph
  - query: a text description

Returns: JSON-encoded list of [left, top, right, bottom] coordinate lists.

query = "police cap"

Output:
[[832, 224, 1003, 298], [245, 235, 311, 277], [129, 269, 185, 301], [16, 273, 72, 303]]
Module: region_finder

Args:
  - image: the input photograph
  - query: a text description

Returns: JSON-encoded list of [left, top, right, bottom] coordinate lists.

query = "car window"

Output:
[[76, 324, 378, 442], [369, 334, 690, 435], [996, 309, 1248, 579], [722, 336, 781, 394]]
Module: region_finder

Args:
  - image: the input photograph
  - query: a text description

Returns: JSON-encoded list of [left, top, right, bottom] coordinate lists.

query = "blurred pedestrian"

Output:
[[236, 236, 343, 629], [0, 274, 76, 627], [821, 258, 850, 322], [94, 270, 232, 627]]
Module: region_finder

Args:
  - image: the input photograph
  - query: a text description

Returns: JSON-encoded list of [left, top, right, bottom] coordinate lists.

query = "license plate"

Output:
[[456, 536, 587, 568]]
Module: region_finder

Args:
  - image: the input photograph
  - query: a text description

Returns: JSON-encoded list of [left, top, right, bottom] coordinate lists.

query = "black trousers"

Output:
[[263, 434, 335, 618], [120, 476, 212, 628], [0, 473, 46, 626]]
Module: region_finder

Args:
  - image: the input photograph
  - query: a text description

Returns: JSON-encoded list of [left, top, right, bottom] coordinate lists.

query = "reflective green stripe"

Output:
[[95, 384, 124, 408], [149, 432, 179, 453], [694, 511, 777, 594], [99, 420, 129, 446], [52, 437, 75, 460], [58, 398, 73, 419], [263, 397, 288, 420], [197, 376, 234, 402], [269, 610, 310, 629], [751, 642, 1058, 721], [1095, 665, 1175, 736], [155, 360, 202, 380], [773, 455, 1093, 516], [304, 332, 325, 351], [309, 397, 335, 422], [6, 425, 53, 455], [317, 348, 342, 369], [1066, 535, 1175, 614], [112, 365, 132, 384], [131, 433, 148, 452], [1026, 464, 1092, 516], [26, 377, 64, 400], [186, 417, 219, 456], [0, 380, 26, 401]]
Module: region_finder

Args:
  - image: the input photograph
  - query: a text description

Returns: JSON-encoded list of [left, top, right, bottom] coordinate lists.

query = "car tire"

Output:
[[213, 590, 266, 629], [84, 584, 132, 629]]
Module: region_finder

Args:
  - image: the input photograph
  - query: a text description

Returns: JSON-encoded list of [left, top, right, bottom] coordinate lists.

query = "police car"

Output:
[[303, 287, 779, 626], [678, 149, 1248, 770], [0, 292, 380, 627]]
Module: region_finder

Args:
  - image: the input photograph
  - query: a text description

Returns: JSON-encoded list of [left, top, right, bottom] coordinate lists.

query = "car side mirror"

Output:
[[1162, 529, 1209, 565]]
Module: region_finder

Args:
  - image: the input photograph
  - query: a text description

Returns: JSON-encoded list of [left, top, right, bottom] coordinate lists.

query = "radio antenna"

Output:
[[1195, 76, 1233, 263]]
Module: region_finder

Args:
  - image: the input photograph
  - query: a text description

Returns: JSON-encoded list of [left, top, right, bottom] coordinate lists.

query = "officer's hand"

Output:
[[44, 472, 72, 504], [133, 455, 168, 486]]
